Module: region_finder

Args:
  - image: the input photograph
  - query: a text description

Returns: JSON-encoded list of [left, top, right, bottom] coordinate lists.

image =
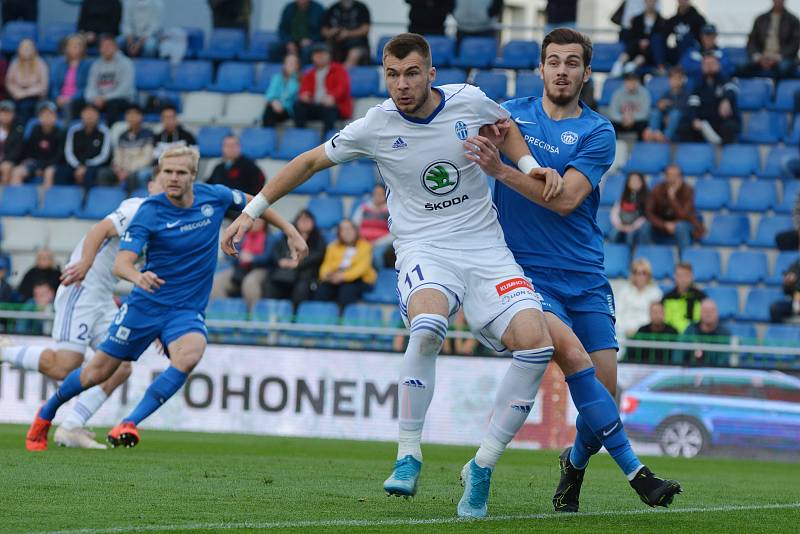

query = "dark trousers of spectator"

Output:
[[776, 229, 800, 250], [649, 32, 694, 67], [737, 59, 797, 80], [638, 220, 693, 252], [268, 41, 314, 64], [314, 280, 370, 312], [71, 97, 131, 125], [263, 275, 316, 312], [770, 299, 795, 323], [55, 164, 102, 189], [677, 118, 739, 145], [263, 106, 291, 127], [612, 120, 647, 139], [13, 96, 39, 125], [294, 101, 339, 134]]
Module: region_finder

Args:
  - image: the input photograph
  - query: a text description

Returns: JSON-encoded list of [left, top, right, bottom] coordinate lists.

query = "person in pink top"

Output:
[[5, 39, 48, 124], [352, 183, 391, 246], [50, 35, 92, 120]]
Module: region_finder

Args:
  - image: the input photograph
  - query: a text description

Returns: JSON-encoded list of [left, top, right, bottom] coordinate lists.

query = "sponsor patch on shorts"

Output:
[[496, 277, 533, 296]]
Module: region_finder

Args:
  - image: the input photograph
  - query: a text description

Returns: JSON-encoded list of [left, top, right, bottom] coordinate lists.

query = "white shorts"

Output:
[[51, 284, 118, 354], [395, 244, 543, 351]]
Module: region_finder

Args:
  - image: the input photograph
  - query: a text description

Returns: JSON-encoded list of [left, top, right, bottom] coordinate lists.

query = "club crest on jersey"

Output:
[[421, 160, 460, 196], [454, 120, 468, 140], [561, 131, 579, 145], [201, 204, 214, 217]]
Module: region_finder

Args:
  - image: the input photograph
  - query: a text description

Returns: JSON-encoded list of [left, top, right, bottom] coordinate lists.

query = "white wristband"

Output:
[[243, 193, 269, 219], [517, 155, 540, 175]]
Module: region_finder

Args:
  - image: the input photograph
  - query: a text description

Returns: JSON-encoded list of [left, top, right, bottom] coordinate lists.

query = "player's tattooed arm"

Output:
[[112, 250, 164, 293], [61, 218, 119, 285]]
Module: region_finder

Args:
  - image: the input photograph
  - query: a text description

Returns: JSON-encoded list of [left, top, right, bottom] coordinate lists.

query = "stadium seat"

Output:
[[451, 37, 497, 69], [0, 21, 36, 53], [771, 79, 800, 111], [726, 322, 757, 342], [763, 324, 800, 344], [645, 76, 669, 102], [166, 61, 213, 91], [762, 146, 798, 178], [704, 286, 739, 320], [329, 163, 375, 196], [434, 68, 467, 86], [711, 144, 760, 177], [239, 128, 277, 159], [183, 27, 205, 57], [722, 47, 748, 69], [294, 169, 331, 195], [721, 250, 768, 284], [427, 35, 455, 67], [735, 78, 772, 111], [596, 207, 612, 237], [0, 185, 38, 216], [197, 126, 233, 158], [740, 110, 786, 144], [78, 187, 127, 220], [693, 179, 730, 210], [275, 128, 319, 160], [604, 243, 630, 278], [339, 303, 385, 340], [238, 30, 279, 61], [251, 298, 294, 323], [600, 173, 625, 206], [634, 245, 675, 280], [33, 186, 83, 218], [206, 62, 254, 93], [776, 180, 800, 214], [473, 71, 507, 101], [591, 42, 625, 72], [738, 288, 784, 322], [768, 251, 800, 285], [221, 93, 266, 126], [730, 180, 778, 212], [363, 268, 398, 304], [293, 301, 340, 338], [514, 72, 543, 98], [681, 248, 720, 283], [624, 142, 670, 174], [348, 66, 380, 97], [251, 63, 283, 93], [206, 298, 248, 336], [493, 40, 540, 69], [37, 21, 75, 55], [374, 36, 392, 64], [197, 28, 246, 60], [702, 214, 750, 246], [749, 215, 793, 247], [307, 196, 343, 228], [134, 59, 170, 91], [598, 77, 624, 107], [674, 143, 715, 176]]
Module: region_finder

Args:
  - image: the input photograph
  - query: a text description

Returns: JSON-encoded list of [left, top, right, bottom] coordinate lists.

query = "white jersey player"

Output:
[[1, 176, 163, 448], [222, 34, 563, 518]]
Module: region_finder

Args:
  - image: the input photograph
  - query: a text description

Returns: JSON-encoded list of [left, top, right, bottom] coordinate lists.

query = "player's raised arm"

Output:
[[242, 193, 310, 262], [60, 218, 119, 285]]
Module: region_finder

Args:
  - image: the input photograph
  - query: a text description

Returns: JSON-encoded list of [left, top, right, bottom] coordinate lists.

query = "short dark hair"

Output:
[[81, 102, 99, 114], [676, 262, 693, 272], [98, 33, 116, 45], [383, 33, 431, 67], [541, 28, 593, 68], [160, 104, 178, 114]]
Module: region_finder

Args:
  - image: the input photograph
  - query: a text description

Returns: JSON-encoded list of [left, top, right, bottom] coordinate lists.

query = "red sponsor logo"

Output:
[[496, 277, 533, 296]]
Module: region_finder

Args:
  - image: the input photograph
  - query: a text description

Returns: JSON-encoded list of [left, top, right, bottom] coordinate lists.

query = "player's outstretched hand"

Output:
[[221, 213, 254, 257], [478, 118, 511, 148], [530, 167, 566, 202], [464, 135, 505, 177], [136, 271, 164, 293], [286, 230, 309, 262], [60, 259, 91, 286]]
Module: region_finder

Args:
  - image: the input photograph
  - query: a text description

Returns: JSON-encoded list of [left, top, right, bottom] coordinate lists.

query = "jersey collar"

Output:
[[397, 87, 445, 125]]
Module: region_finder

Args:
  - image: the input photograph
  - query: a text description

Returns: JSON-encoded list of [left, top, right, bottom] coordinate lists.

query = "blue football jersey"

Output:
[[120, 183, 246, 310], [496, 97, 615, 273]]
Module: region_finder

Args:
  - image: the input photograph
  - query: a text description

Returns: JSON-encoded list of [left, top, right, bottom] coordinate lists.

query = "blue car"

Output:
[[620, 368, 800, 457]]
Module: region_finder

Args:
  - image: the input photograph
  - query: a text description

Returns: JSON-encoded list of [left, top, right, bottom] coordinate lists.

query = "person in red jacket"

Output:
[[294, 43, 352, 133]]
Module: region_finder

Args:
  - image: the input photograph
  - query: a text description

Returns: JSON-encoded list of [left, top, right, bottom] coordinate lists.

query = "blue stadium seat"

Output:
[[37, 21, 75, 55], [374, 35, 392, 64], [427, 35, 455, 67], [275, 128, 319, 160], [645, 76, 669, 102], [762, 145, 798, 178], [294, 169, 331, 194], [598, 77, 624, 106], [252, 298, 294, 323], [624, 142, 670, 174], [238, 30, 279, 61], [771, 79, 800, 111], [251, 63, 283, 93], [702, 214, 750, 246], [763, 324, 800, 344], [363, 268, 398, 304], [1, 21, 36, 53], [596, 207, 612, 237], [473, 71, 507, 101], [726, 322, 757, 342], [293, 301, 340, 338], [740, 110, 786, 144], [78, 187, 127, 220], [514, 72, 543, 98], [674, 143, 715, 176], [711, 144, 760, 177], [348, 66, 380, 97], [735, 78, 772, 111], [634, 245, 675, 280], [307, 196, 343, 228], [600, 173, 625, 206], [681, 248, 720, 283], [206, 62, 254, 93], [693, 179, 730, 210], [776, 180, 800, 214], [434, 68, 467, 86], [197, 28, 246, 60], [493, 40, 540, 69], [33, 185, 82, 218], [183, 27, 205, 57], [738, 287, 784, 322], [329, 163, 375, 196], [131, 187, 148, 198], [452, 37, 497, 69], [206, 298, 248, 335], [768, 251, 800, 285], [339, 303, 385, 340], [166, 61, 213, 91], [749, 215, 793, 247], [722, 47, 748, 69], [591, 42, 625, 72], [704, 286, 739, 320], [134, 59, 170, 91], [721, 250, 768, 284], [5, 178, 34, 210], [239, 127, 277, 159], [604, 243, 630, 278], [730, 180, 778, 212], [197, 126, 232, 158]]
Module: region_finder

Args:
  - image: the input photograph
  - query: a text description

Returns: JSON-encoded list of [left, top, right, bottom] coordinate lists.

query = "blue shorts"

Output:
[[97, 297, 208, 361], [522, 266, 618, 353]]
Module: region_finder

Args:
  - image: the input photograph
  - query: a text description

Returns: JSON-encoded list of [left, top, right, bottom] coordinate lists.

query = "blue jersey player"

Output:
[[26, 146, 307, 451], [464, 28, 682, 511]]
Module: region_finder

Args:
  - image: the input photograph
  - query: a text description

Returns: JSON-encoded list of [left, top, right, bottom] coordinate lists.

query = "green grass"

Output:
[[1, 423, 798, 533]]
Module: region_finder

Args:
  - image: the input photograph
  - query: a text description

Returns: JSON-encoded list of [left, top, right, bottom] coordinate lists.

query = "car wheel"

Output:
[[658, 417, 707, 458]]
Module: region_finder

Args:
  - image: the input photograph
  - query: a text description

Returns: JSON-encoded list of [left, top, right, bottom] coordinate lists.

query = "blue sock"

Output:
[[565, 367, 642, 477], [123, 366, 187, 425], [40, 368, 86, 421], [569, 414, 602, 469]]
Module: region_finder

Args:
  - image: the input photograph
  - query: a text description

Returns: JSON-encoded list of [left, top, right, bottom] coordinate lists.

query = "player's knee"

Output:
[[117, 361, 133, 381], [503, 311, 552, 352], [553, 344, 592, 376], [408, 314, 448, 356]]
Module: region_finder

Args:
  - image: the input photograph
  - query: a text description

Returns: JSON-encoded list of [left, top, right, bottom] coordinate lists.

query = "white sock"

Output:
[[475, 347, 553, 469], [397, 313, 448, 462], [2, 345, 45, 372], [61, 386, 108, 430], [626, 464, 645, 481]]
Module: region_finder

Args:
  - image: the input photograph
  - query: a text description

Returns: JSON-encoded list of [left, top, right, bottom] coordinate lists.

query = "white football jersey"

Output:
[[67, 197, 145, 294], [324, 84, 510, 250]]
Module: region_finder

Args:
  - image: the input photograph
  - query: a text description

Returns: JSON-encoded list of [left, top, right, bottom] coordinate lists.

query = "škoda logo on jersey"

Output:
[[421, 160, 460, 196], [496, 277, 533, 296]]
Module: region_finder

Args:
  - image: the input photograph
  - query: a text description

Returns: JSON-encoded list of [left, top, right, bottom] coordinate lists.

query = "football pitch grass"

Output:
[[1, 424, 798, 533]]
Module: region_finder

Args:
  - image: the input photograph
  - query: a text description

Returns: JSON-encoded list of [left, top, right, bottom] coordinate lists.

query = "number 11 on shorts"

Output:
[[405, 264, 424, 289]]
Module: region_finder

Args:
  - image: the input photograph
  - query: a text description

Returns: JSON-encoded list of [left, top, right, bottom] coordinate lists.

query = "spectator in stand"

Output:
[[625, 301, 678, 364], [100, 104, 154, 190], [83, 35, 136, 126], [0, 58, 8, 102], [23, 280, 56, 335], [608, 72, 651, 139], [660, 0, 706, 65], [78, 0, 122, 49], [580, 78, 598, 110], [50, 34, 91, 121], [208, 0, 251, 32], [609, 172, 648, 246], [662, 262, 706, 333], [315, 218, 377, 312], [352, 183, 391, 247], [2, 0, 38, 23], [406, 0, 454, 36], [11, 101, 64, 189], [678, 54, 739, 145], [18, 248, 60, 302], [321, 0, 371, 67], [263, 54, 300, 127], [643, 66, 690, 143], [0, 256, 17, 303], [152, 104, 196, 160], [207, 135, 266, 199], [680, 24, 733, 79], [294, 43, 352, 134], [776, 191, 800, 250], [545, 0, 578, 33], [118, 0, 163, 58], [264, 209, 326, 311], [615, 258, 663, 341], [5, 39, 48, 125], [0, 100, 25, 184], [59, 103, 111, 188], [770, 258, 800, 323], [740, 0, 800, 80], [610, 0, 668, 77], [452, 0, 503, 47], [678, 298, 731, 366], [641, 164, 704, 252], [272, 0, 325, 63]]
